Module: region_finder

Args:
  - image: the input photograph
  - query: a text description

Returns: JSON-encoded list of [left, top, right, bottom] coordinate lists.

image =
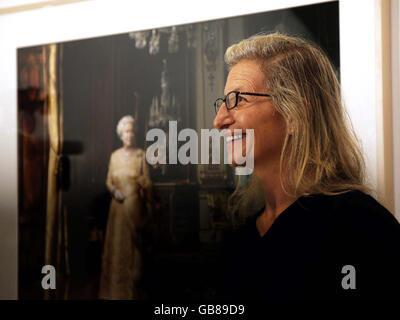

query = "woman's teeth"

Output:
[[226, 134, 245, 142]]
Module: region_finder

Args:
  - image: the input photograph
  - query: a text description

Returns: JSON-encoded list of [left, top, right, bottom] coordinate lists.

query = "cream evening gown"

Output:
[[99, 148, 151, 299]]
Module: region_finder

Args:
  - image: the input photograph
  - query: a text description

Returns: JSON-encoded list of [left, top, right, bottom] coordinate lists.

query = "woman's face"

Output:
[[213, 59, 287, 169], [121, 122, 135, 148]]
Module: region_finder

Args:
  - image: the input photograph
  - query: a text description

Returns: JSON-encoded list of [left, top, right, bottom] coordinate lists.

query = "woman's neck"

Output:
[[123, 145, 135, 152], [254, 162, 297, 237]]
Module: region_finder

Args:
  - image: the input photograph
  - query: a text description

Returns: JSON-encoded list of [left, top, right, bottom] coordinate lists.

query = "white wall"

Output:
[[391, 0, 400, 224], [340, 0, 395, 215], [0, 0, 395, 299], [0, 0, 48, 8]]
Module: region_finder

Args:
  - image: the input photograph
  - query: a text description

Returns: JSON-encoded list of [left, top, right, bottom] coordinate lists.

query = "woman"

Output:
[[99, 115, 152, 300], [214, 33, 400, 299]]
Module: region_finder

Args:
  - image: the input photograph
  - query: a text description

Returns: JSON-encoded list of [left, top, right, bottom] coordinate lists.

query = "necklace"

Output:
[[123, 148, 135, 161]]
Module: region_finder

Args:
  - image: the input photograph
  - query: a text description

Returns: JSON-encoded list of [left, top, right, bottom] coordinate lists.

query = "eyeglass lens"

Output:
[[215, 92, 237, 113], [226, 92, 237, 109]]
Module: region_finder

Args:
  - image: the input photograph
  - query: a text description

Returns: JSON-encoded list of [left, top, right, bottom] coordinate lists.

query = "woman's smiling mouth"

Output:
[[225, 131, 246, 143]]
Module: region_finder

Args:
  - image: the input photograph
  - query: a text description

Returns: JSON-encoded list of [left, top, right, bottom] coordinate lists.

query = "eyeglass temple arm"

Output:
[[239, 92, 271, 97]]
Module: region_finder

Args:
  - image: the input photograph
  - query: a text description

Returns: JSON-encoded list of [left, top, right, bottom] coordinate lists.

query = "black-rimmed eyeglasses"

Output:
[[214, 90, 272, 114]]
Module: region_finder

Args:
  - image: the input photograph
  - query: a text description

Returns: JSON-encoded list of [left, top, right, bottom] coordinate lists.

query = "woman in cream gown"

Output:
[[99, 115, 151, 300]]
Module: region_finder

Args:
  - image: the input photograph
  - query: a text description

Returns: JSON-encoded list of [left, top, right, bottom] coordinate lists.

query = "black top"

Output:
[[219, 190, 400, 299]]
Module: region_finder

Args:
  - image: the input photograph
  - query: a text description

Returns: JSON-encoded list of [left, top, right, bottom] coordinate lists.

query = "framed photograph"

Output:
[[16, 1, 339, 299]]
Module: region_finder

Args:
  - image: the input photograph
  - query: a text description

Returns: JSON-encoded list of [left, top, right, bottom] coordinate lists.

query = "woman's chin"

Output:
[[226, 141, 248, 165], [227, 154, 248, 167]]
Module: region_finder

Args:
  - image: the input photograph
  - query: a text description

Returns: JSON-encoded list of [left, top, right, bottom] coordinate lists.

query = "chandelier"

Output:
[[128, 25, 197, 55]]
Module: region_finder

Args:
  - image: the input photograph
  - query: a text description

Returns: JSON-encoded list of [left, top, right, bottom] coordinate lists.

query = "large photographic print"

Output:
[[18, 2, 339, 299]]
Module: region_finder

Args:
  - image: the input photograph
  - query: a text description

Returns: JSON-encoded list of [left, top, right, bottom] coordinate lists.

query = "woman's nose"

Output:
[[213, 104, 234, 129]]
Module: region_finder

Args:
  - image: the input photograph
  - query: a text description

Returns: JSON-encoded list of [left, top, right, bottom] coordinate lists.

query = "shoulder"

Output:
[[135, 148, 145, 155], [110, 148, 123, 159], [134, 148, 146, 159], [319, 191, 400, 260], [298, 190, 400, 247], [328, 190, 398, 231], [299, 190, 397, 224]]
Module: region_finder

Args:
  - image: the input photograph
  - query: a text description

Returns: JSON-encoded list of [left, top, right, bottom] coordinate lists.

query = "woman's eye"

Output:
[[238, 95, 247, 103]]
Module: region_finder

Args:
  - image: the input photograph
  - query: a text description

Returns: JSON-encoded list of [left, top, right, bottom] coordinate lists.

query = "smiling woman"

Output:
[[214, 33, 400, 299]]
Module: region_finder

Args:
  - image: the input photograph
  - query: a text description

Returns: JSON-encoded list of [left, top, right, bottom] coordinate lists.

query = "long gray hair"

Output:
[[225, 33, 371, 222]]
